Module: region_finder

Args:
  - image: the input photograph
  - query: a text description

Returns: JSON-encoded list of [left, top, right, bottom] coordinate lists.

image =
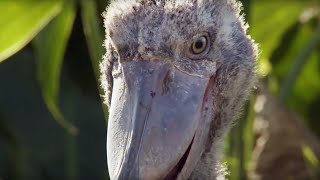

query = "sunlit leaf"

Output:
[[302, 145, 319, 168], [251, 1, 306, 58], [0, 0, 63, 62], [33, 0, 77, 134], [250, 1, 307, 75], [302, 145, 320, 179]]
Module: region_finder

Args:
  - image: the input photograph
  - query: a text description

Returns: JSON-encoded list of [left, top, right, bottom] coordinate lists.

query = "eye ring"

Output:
[[190, 35, 208, 54]]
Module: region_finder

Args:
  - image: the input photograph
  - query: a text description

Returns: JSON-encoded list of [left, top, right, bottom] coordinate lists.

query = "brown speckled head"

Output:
[[100, 0, 257, 179]]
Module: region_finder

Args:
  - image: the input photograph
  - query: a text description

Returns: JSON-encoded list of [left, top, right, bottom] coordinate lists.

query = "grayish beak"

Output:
[[107, 60, 212, 180]]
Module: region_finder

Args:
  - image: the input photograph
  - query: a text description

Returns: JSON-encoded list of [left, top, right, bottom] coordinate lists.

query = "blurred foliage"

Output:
[[0, 0, 319, 179], [302, 144, 320, 179], [0, 0, 108, 179]]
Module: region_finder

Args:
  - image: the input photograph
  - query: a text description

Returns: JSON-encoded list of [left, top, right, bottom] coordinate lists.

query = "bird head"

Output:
[[100, 0, 257, 179]]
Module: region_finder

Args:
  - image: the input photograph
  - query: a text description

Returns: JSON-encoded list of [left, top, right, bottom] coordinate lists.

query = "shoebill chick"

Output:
[[100, 0, 257, 179]]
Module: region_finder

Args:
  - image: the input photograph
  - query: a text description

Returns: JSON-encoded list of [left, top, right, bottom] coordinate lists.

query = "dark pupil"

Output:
[[195, 40, 204, 49]]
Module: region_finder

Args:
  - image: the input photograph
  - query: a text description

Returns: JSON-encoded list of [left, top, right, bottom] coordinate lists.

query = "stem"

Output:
[[66, 132, 77, 180], [238, 101, 251, 180], [0, 113, 24, 180], [64, 86, 78, 180]]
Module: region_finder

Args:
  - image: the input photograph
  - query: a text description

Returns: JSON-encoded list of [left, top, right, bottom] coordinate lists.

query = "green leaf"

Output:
[[250, 1, 307, 75], [272, 19, 320, 120], [0, 0, 63, 62], [279, 22, 320, 102], [302, 145, 320, 179], [80, 0, 104, 73], [80, 0, 109, 118], [302, 145, 319, 168], [33, 0, 77, 135]]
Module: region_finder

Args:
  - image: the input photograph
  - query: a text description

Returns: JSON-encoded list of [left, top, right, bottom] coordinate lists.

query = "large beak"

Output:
[[107, 60, 213, 180]]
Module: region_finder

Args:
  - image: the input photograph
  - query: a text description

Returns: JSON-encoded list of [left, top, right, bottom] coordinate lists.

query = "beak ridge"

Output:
[[107, 60, 211, 179]]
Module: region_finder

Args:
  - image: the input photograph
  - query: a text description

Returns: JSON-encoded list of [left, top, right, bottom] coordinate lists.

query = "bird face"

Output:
[[101, 0, 257, 179]]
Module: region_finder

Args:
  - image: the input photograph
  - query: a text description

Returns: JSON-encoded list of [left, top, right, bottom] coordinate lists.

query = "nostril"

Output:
[[161, 70, 172, 96], [150, 91, 156, 98]]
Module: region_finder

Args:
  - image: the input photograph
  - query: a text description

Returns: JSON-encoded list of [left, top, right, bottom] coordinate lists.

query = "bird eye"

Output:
[[191, 36, 208, 54]]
